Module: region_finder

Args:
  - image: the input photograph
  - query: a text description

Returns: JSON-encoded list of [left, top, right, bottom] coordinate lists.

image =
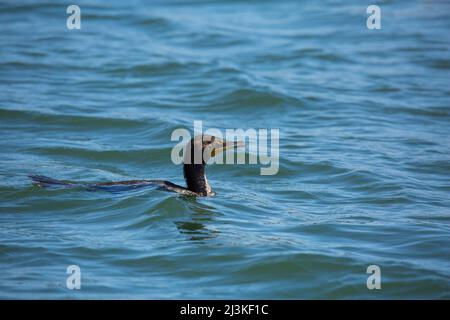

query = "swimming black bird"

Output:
[[29, 135, 242, 197]]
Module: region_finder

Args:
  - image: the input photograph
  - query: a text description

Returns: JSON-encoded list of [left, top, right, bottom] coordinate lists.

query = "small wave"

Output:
[[28, 146, 172, 164], [427, 59, 450, 70], [0, 2, 59, 13], [0, 108, 148, 129], [382, 105, 450, 118], [215, 87, 302, 111], [101, 60, 201, 77]]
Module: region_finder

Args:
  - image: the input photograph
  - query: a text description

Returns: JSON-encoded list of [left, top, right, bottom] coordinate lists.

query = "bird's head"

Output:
[[183, 135, 243, 196], [183, 134, 242, 165]]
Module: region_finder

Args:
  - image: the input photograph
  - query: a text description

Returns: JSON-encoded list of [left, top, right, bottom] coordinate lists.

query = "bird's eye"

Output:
[[210, 136, 215, 143]]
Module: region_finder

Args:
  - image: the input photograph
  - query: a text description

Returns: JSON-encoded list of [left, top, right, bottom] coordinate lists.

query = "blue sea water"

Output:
[[0, 0, 450, 299]]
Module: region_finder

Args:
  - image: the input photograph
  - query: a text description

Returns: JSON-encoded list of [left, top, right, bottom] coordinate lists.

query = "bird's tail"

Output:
[[28, 174, 79, 188]]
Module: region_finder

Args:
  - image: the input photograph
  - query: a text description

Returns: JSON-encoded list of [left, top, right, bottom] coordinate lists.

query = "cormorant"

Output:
[[29, 135, 242, 197]]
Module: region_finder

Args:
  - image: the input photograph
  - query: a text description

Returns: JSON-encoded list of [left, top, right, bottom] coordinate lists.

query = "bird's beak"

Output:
[[211, 139, 244, 157]]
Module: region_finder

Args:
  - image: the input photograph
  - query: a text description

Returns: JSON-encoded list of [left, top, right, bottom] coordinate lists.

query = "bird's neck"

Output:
[[183, 164, 213, 196]]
